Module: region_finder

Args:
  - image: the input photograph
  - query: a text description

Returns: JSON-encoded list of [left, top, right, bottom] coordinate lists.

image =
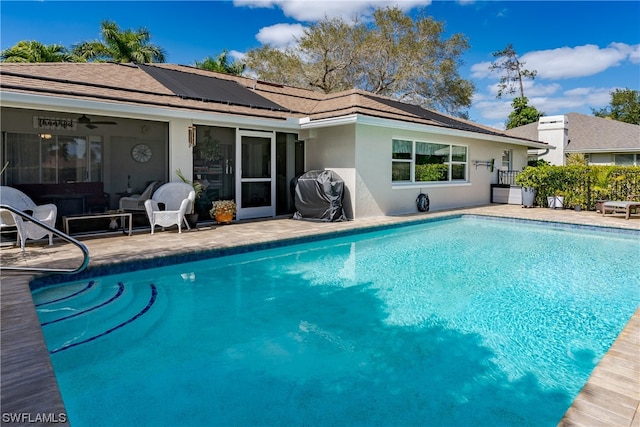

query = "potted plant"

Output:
[[547, 192, 564, 209], [515, 166, 539, 208], [210, 200, 236, 224], [176, 169, 203, 228]]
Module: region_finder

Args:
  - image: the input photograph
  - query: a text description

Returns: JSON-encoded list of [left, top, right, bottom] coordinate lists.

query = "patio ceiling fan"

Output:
[[77, 114, 117, 129]]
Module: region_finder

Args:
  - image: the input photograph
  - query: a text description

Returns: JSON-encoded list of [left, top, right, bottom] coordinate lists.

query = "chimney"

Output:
[[537, 115, 569, 165]]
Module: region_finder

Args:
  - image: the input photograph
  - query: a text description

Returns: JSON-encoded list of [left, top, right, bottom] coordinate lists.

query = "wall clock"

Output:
[[131, 144, 152, 163]]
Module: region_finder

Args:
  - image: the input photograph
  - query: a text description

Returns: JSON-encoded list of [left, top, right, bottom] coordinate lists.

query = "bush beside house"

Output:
[[515, 165, 640, 209]]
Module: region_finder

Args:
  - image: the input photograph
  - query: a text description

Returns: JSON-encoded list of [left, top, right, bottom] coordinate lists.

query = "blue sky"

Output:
[[1, 1, 639, 129]]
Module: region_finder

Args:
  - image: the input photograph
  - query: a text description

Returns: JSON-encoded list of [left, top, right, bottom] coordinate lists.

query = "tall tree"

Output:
[[591, 88, 640, 125], [195, 51, 245, 75], [245, 7, 474, 117], [73, 20, 166, 63], [489, 44, 536, 99], [505, 96, 544, 129], [1, 40, 78, 62]]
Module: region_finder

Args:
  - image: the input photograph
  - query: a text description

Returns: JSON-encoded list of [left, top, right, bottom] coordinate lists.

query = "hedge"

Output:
[[514, 165, 640, 209]]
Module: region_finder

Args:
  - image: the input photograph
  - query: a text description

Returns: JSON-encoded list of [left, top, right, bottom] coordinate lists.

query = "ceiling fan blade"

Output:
[[85, 123, 98, 130], [91, 121, 117, 125]]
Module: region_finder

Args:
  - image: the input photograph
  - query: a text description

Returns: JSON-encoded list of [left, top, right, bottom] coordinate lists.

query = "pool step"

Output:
[[36, 281, 159, 354]]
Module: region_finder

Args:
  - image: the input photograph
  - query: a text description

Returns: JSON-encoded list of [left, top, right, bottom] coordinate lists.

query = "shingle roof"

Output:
[[506, 112, 640, 152], [1, 62, 543, 145]]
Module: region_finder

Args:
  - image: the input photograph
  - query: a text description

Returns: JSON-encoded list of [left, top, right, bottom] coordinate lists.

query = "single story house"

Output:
[[0, 62, 549, 221], [506, 113, 640, 166]]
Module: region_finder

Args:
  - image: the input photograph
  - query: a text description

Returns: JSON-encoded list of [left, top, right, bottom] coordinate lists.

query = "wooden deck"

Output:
[[1, 204, 638, 426]]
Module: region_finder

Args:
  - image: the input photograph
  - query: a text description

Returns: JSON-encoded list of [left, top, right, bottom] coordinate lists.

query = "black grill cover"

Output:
[[292, 170, 347, 222]]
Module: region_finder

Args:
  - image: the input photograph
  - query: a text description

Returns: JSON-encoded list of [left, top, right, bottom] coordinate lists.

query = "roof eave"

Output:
[[299, 114, 552, 149], [0, 90, 301, 130], [566, 147, 640, 153]]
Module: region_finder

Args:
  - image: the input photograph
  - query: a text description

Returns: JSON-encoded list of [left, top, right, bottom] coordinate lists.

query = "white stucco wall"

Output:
[[167, 118, 195, 182], [303, 121, 529, 219], [536, 115, 568, 165], [356, 125, 529, 217], [304, 125, 356, 219]]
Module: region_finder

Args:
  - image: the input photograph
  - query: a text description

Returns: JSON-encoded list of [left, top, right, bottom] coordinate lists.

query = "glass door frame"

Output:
[[235, 129, 276, 220]]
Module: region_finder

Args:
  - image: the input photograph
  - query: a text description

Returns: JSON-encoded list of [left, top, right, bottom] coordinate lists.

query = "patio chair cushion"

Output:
[[119, 181, 160, 211]]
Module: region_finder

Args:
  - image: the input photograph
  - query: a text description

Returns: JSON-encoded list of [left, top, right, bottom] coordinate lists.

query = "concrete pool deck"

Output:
[[1, 204, 638, 426]]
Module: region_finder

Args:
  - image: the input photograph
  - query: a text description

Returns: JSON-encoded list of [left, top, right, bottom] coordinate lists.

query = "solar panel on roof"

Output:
[[363, 94, 502, 136], [139, 64, 288, 112]]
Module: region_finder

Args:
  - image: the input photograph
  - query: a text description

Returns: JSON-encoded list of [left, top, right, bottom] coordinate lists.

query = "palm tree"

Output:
[[195, 50, 245, 75], [1, 40, 78, 62], [73, 20, 166, 63]]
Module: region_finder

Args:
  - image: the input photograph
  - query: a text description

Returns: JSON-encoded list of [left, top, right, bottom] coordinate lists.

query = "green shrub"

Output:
[[515, 165, 640, 209]]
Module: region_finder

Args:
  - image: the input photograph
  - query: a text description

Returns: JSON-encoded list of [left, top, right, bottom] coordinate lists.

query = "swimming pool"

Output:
[[33, 216, 640, 426]]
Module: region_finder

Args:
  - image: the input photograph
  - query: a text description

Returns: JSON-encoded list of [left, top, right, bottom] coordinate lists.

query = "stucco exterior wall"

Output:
[[302, 122, 529, 219], [536, 115, 569, 166], [351, 124, 529, 218], [304, 125, 356, 219]]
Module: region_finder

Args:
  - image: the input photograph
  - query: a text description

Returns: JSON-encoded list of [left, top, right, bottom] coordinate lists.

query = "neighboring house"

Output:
[[506, 113, 640, 166], [0, 63, 549, 221]]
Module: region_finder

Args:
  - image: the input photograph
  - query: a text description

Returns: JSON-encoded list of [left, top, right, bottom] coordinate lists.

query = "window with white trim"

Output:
[[392, 139, 467, 183], [501, 149, 512, 170], [614, 153, 638, 166]]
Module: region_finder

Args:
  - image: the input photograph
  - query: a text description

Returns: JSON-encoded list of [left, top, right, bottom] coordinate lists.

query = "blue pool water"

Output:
[[33, 216, 640, 426]]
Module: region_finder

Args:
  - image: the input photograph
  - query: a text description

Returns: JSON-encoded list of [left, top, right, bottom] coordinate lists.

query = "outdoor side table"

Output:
[[63, 212, 133, 236]]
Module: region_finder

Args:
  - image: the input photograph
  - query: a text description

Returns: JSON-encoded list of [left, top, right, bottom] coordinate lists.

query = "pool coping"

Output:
[[2, 205, 639, 426]]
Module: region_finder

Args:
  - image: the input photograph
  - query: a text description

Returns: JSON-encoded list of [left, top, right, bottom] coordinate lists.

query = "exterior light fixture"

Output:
[[188, 126, 196, 148]]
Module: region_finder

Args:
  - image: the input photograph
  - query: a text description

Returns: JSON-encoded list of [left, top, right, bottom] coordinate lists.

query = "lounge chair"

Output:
[[119, 181, 159, 211], [0, 186, 57, 251], [602, 200, 640, 220], [144, 182, 195, 234]]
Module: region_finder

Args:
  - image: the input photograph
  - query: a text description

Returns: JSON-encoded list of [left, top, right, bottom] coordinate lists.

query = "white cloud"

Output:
[[234, 0, 430, 22], [483, 80, 561, 98], [229, 50, 246, 62], [470, 61, 492, 79], [255, 23, 306, 48], [628, 44, 640, 64], [522, 43, 639, 79], [472, 99, 513, 121], [472, 85, 619, 126], [471, 43, 640, 81]]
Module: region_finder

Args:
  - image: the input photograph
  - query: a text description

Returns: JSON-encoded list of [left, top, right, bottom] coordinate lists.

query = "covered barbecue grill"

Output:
[[291, 170, 347, 222]]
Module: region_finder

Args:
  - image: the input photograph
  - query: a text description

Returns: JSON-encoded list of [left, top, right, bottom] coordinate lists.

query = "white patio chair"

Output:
[[144, 182, 195, 234], [0, 186, 57, 252], [119, 181, 159, 211]]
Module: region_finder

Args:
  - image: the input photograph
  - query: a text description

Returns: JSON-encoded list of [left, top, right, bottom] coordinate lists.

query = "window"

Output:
[[501, 150, 512, 170], [3, 133, 102, 185], [392, 139, 412, 181], [392, 139, 467, 183], [614, 153, 638, 166]]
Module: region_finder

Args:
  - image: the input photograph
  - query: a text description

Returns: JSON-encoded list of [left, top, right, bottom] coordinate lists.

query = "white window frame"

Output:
[[391, 138, 468, 185], [613, 153, 638, 166], [501, 149, 512, 170]]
